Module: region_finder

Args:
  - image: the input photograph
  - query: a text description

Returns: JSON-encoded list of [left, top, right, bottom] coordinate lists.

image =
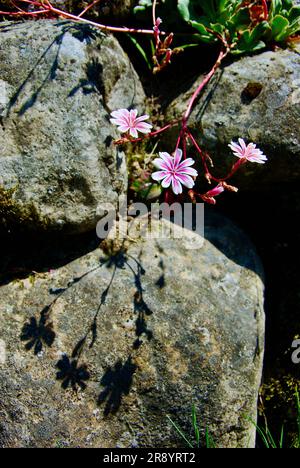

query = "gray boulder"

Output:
[[0, 20, 145, 233], [50, 1, 135, 19], [0, 214, 265, 448], [165, 45, 300, 190]]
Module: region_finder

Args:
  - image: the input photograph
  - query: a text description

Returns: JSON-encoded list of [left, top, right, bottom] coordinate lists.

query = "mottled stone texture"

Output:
[[0, 20, 146, 232], [0, 214, 265, 448], [165, 45, 300, 190], [50, 1, 135, 19]]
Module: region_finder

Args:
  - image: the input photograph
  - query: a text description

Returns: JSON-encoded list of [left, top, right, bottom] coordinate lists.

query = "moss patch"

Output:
[[0, 185, 50, 232]]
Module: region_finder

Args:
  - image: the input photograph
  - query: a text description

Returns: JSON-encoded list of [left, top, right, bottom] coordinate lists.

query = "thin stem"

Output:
[[187, 129, 246, 183], [78, 0, 102, 18], [175, 128, 183, 153], [183, 48, 229, 124], [114, 120, 179, 145], [1, 0, 166, 36], [152, 0, 157, 26], [0, 8, 50, 15]]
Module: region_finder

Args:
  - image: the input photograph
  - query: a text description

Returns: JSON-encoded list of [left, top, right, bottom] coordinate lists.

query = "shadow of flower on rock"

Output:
[[133, 291, 153, 350], [68, 58, 104, 97], [98, 357, 137, 416], [155, 259, 166, 289], [60, 23, 101, 45], [20, 306, 55, 355], [56, 354, 90, 391]]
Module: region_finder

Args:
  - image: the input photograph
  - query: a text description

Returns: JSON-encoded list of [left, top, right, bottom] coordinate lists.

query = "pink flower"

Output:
[[110, 109, 152, 139], [201, 184, 224, 205], [205, 184, 224, 198], [229, 138, 267, 164], [152, 149, 198, 195]]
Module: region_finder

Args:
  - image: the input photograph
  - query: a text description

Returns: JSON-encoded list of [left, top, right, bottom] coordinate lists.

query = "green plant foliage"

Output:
[[268, 0, 300, 41], [134, 0, 180, 25], [134, 0, 300, 55]]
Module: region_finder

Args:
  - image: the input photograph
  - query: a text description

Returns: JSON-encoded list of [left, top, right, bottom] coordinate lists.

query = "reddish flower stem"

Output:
[[152, 0, 158, 27], [78, 0, 102, 18], [114, 120, 179, 145], [0, 0, 166, 36], [187, 130, 246, 183], [182, 48, 229, 126], [0, 8, 49, 16]]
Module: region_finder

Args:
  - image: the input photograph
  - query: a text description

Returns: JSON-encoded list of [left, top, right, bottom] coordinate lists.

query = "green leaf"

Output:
[[219, 0, 228, 13], [270, 0, 283, 18], [210, 22, 225, 36], [271, 14, 290, 39], [235, 21, 269, 53], [127, 34, 152, 71], [285, 20, 300, 38], [250, 21, 271, 42], [190, 21, 216, 42], [177, 0, 191, 22], [289, 6, 300, 23], [190, 21, 208, 35]]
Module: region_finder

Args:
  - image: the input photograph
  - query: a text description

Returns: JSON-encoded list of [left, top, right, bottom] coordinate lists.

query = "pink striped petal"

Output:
[[130, 109, 138, 121], [172, 177, 183, 195], [175, 173, 195, 189], [152, 171, 168, 181], [152, 158, 171, 171], [117, 125, 130, 133], [111, 109, 129, 119], [247, 156, 266, 164], [177, 158, 196, 169], [238, 138, 247, 151], [178, 167, 198, 177], [158, 152, 173, 170], [136, 114, 150, 122], [206, 184, 224, 197], [161, 174, 173, 188], [135, 122, 152, 133], [173, 148, 182, 168], [129, 127, 138, 138]]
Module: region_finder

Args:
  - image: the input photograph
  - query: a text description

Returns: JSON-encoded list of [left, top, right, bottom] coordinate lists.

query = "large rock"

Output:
[[0, 20, 145, 233], [0, 213, 265, 448], [165, 46, 300, 190], [0, 1, 135, 20], [52, 1, 135, 20]]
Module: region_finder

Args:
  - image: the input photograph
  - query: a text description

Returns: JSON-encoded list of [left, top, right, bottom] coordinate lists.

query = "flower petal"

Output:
[[161, 174, 173, 188], [178, 166, 198, 177], [129, 127, 138, 138], [177, 158, 196, 169], [173, 148, 183, 168], [111, 109, 129, 119], [238, 138, 247, 151], [158, 152, 173, 170], [152, 171, 168, 181], [117, 125, 130, 133], [152, 158, 171, 171], [135, 114, 150, 123], [247, 156, 266, 164], [229, 142, 244, 157], [175, 174, 194, 189], [206, 184, 224, 197], [172, 177, 183, 195], [130, 109, 138, 121], [135, 122, 153, 134]]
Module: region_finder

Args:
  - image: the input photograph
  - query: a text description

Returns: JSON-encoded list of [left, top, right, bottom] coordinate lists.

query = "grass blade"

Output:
[[127, 34, 152, 71], [166, 415, 194, 448]]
